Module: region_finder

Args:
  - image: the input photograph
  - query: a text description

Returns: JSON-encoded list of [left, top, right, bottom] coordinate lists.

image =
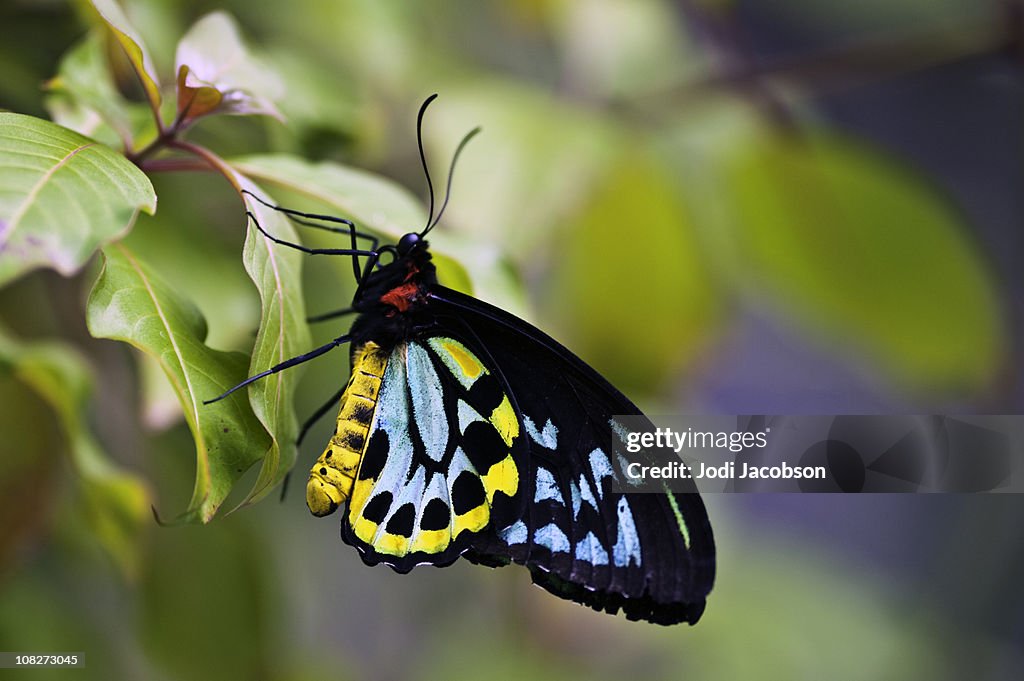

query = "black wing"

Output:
[[427, 286, 715, 625]]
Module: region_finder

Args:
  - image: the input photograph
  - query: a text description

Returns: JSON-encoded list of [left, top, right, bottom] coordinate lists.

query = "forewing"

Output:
[[430, 287, 716, 625]]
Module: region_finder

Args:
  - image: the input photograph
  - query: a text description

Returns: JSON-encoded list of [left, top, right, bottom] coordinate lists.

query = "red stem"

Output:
[[166, 140, 242, 193]]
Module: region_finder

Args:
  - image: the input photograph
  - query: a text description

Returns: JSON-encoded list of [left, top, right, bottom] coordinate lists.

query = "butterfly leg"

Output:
[[306, 306, 356, 324], [203, 334, 353, 404], [297, 385, 348, 447], [246, 212, 376, 259], [243, 191, 379, 281], [242, 190, 378, 247], [279, 383, 349, 501]]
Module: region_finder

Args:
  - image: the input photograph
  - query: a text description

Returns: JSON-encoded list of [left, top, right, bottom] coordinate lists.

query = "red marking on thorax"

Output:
[[379, 262, 420, 312], [380, 282, 419, 311]]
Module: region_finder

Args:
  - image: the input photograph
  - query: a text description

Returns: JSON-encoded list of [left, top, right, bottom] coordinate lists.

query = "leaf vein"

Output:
[[0, 142, 96, 245]]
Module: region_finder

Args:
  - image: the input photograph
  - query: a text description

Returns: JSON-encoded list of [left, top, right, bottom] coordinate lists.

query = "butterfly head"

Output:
[[397, 231, 423, 256], [348, 96, 476, 340]]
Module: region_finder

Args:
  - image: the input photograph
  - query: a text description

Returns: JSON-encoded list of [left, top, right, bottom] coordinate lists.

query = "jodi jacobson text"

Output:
[[625, 461, 827, 480]]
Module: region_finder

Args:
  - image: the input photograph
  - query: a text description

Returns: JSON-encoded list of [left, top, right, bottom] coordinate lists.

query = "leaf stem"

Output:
[[138, 157, 211, 173], [126, 109, 197, 166], [167, 140, 242, 193], [151, 102, 167, 138], [128, 128, 176, 164], [125, 118, 242, 197]]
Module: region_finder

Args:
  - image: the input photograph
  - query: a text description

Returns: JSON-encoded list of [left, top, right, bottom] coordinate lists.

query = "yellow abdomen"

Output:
[[306, 342, 389, 516]]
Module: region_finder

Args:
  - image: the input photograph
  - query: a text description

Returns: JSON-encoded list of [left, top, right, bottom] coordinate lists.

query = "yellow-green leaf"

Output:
[[233, 172, 312, 507], [724, 133, 1005, 391], [0, 323, 150, 579], [0, 113, 156, 286], [549, 147, 722, 394], [86, 243, 271, 522], [89, 0, 162, 112], [44, 32, 133, 149]]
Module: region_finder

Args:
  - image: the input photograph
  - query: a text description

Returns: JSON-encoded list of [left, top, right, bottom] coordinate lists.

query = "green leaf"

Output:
[[0, 113, 156, 286], [174, 11, 284, 124], [724, 133, 1005, 391], [0, 323, 150, 579], [232, 171, 312, 506], [548, 147, 722, 395], [86, 243, 272, 522], [89, 0, 162, 113], [44, 32, 133, 149], [138, 350, 185, 430], [0, 355, 67, 576], [119, 176, 262, 352]]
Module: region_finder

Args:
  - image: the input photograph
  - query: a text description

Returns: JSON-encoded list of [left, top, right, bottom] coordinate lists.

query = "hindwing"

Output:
[[332, 336, 525, 572]]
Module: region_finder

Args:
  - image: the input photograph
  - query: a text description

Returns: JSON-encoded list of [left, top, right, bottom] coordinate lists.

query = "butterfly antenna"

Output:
[[417, 94, 439, 233], [424, 126, 482, 236]]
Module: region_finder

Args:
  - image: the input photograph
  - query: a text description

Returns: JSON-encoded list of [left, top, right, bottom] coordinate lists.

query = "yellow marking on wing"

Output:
[[410, 528, 450, 554], [348, 477, 374, 520], [482, 453, 519, 503], [438, 338, 484, 381], [306, 342, 388, 517], [353, 515, 379, 543], [489, 395, 519, 447], [452, 504, 489, 540], [376, 532, 410, 557]]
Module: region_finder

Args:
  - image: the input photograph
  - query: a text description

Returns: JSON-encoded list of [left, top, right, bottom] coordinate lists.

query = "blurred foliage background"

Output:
[[1, 0, 1023, 679]]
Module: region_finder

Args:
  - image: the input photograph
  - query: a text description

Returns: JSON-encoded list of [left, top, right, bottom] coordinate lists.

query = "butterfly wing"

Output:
[[331, 336, 527, 573], [427, 286, 716, 625]]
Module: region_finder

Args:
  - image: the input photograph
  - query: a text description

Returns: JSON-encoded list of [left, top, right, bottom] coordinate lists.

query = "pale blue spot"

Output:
[[524, 415, 558, 449], [448, 447, 478, 483], [569, 480, 581, 518], [358, 348, 414, 516], [407, 343, 447, 462], [377, 466, 427, 548], [534, 467, 563, 505], [579, 475, 598, 511], [534, 523, 570, 553], [589, 449, 613, 499], [457, 399, 483, 433], [575, 531, 609, 566], [611, 420, 643, 486], [609, 418, 632, 445], [611, 498, 642, 567], [374, 346, 410, 442], [617, 452, 643, 487], [417, 472, 451, 538], [499, 520, 527, 545]]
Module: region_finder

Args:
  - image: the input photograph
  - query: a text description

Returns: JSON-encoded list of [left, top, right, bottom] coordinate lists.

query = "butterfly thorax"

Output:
[[349, 238, 438, 348]]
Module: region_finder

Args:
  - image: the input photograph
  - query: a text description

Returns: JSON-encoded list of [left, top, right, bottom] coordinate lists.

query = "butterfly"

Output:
[[207, 95, 715, 625]]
